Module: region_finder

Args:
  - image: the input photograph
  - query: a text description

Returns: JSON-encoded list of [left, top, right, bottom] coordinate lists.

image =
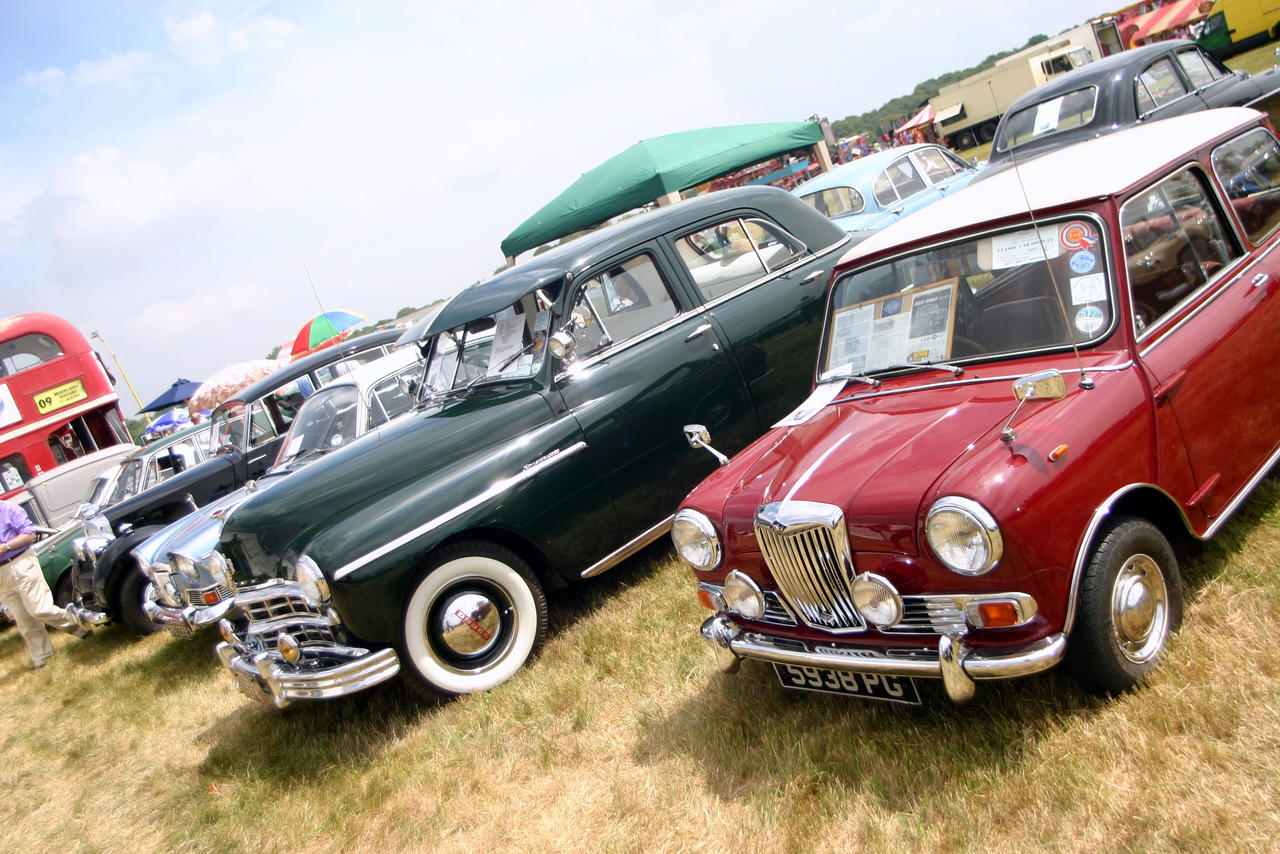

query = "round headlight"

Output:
[[723, 570, 765, 620], [671, 509, 721, 571], [925, 496, 1003, 576], [851, 573, 902, 627], [171, 553, 199, 581], [295, 555, 331, 606], [204, 550, 234, 590]]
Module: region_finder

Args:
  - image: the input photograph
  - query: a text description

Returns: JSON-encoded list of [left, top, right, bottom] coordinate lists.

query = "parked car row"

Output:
[[23, 97, 1280, 715]]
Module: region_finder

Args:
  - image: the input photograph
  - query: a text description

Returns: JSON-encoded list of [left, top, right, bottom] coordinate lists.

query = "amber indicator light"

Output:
[[203, 590, 222, 606], [977, 601, 1020, 628], [1048, 444, 1069, 462], [696, 588, 718, 611]]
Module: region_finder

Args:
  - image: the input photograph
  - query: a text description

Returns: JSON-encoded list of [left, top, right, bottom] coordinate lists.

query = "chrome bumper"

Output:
[[143, 597, 234, 639], [701, 613, 1066, 704], [215, 642, 401, 709], [68, 598, 112, 630]]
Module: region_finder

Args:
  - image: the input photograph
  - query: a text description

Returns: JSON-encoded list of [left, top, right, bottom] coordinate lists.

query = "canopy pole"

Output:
[[811, 142, 833, 174]]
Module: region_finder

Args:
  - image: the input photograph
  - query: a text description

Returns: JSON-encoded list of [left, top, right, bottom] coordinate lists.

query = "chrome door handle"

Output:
[[685, 323, 713, 342], [799, 269, 826, 285], [1252, 272, 1271, 289]]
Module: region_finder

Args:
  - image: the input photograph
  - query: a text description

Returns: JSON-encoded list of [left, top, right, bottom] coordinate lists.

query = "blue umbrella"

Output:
[[143, 407, 191, 438], [140, 378, 203, 414]]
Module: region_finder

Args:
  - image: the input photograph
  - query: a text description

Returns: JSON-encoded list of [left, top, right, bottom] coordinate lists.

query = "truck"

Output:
[[1197, 0, 1280, 59], [929, 20, 1125, 151]]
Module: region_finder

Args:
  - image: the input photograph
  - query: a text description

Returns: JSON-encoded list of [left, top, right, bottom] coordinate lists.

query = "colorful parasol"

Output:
[[289, 310, 366, 360], [186, 359, 284, 413]]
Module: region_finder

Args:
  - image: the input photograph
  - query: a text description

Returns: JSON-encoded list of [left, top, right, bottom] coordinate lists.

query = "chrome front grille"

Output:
[[243, 591, 315, 622], [889, 596, 966, 635], [755, 501, 864, 633]]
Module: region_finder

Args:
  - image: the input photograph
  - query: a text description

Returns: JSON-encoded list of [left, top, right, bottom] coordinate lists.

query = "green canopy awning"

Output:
[[501, 121, 824, 259]]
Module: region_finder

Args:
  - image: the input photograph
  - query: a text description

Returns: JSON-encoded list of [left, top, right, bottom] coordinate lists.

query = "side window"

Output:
[[675, 220, 767, 300], [798, 187, 865, 218], [1120, 168, 1241, 335], [874, 157, 926, 206], [915, 148, 957, 183], [367, 368, 418, 429], [1136, 58, 1189, 114], [742, 218, 803, 270], [566, 254, 677, 358], [0, 455, 29, 491], [1211, 127, 1280, 244], [247, 400, 279, 447], [1176, 49, 1224, 89]]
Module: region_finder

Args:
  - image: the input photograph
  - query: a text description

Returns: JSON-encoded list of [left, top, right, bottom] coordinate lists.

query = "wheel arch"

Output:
[[431, 526, 567, 592], [1063, 483, 1194, 637]]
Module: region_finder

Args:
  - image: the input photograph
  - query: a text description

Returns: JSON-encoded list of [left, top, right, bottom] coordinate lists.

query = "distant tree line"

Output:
[[830, 34, 1049, 142]]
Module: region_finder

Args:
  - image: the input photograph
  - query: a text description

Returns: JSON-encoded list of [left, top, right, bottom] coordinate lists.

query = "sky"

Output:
[[1, 0, 1111, 412]]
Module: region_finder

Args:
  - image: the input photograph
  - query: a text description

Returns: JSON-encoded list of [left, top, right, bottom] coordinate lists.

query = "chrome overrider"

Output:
[[66, 531, 113, 629], [213, 578, 400, 709]]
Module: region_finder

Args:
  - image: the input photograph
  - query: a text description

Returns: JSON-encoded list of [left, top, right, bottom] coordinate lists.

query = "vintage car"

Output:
[[672, 107, 1280, 705], [984, 40, 1280, 177], [68, 329, 401, 634], [211, 185, 848, 707], [791, 144, 978, 243], [135, 346, 423, 637]]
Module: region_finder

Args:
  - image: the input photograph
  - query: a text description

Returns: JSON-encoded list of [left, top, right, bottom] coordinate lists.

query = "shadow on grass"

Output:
[[117, 630, 224, 689]]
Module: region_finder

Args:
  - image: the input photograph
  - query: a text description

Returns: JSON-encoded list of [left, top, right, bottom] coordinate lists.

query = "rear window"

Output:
[[995, 86, 1098, 152]]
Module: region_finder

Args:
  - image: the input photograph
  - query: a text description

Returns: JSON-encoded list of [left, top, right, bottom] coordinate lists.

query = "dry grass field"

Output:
[[3, 468, 1280, 853]]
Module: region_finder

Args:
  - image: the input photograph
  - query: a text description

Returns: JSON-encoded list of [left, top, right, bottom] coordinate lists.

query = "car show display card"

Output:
[[825, 278, 959, 375]]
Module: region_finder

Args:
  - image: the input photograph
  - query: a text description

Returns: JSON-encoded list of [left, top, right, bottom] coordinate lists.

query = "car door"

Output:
[[665, 213, 836, 428], [552, 246, 758, 550], [1135, 55, 1208, 122], [1124, 162, 1280, 518], [1175, 45, 1264, 107]]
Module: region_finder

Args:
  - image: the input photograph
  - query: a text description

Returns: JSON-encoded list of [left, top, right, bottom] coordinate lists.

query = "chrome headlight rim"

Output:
[[170, 553, 200, 582], [203, 549, 234, 590], [925, 496, 1003, 576], [671, 508, 721, 572], [723, 569, 765, 620], [295, 554, 331, 606]]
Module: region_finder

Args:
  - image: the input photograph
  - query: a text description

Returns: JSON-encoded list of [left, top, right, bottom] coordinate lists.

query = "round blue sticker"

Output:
[[1070, 250, 1096, 274], [1075, 305, 1104, 335]]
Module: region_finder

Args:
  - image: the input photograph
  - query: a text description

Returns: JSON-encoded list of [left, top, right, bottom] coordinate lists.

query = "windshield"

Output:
[[83, 472, 114, 508], [423, 295, 550, 395], [822, 216, 1114, 377], [104, 457, 146, 506], [273, 384, 359, 467], [995, 86, 1098, 153]]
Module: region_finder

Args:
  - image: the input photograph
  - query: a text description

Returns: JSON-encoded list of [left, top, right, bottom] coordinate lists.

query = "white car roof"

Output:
[[313, 344, 420, 394], [841, 107, 1266, 266]]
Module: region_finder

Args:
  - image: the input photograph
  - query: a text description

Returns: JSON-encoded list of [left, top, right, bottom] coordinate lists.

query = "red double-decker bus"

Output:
[[0, 313, 131, 501]]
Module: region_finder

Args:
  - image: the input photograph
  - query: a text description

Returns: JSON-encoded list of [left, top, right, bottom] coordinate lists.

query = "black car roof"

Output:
[[425, 185, 845, 334], [214, 327, 401, 412], [1004, 40, 1199, 112]]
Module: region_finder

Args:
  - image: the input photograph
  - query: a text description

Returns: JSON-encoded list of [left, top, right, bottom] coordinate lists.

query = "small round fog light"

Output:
[[277, 632, 301, 663], [851, 573, 903, 627], [723, 570, 765, 620]]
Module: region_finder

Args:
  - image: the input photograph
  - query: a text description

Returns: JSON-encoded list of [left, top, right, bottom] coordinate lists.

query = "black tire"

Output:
[[1065, 517, 1182, 695], [955, 130, 977, 150], [398, 541, 547, 697], [52, 571, 73, 608], [979, 121, 997, 143], [115, 564, 161, 636]]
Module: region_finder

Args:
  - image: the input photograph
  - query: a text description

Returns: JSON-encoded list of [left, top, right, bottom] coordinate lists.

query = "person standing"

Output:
[[0, 498, 89, 668]]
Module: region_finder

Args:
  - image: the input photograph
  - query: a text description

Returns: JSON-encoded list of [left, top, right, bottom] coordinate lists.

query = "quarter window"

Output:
[[1135, 58, 1189, 114], [567, 254, 677, 358], [1120, 168, 1241, 335], [1211, 127, 1280, 244]]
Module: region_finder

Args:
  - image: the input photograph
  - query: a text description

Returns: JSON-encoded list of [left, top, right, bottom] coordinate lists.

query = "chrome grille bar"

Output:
[[755, 501, 864, 633]]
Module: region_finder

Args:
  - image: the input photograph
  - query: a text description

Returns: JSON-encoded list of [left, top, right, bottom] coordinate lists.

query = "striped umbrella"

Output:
[[289, 310, 366, 360]]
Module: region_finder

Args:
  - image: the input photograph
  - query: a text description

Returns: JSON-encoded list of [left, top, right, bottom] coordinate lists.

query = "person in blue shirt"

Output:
[[0, 498, 89, 668]]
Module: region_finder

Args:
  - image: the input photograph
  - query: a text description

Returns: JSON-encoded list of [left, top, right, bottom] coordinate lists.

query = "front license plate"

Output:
[[774, 663, 921, 705]]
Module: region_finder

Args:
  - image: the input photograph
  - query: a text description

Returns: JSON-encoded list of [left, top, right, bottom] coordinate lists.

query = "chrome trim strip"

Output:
[[332, 440, 589, 581], [216, 642, 400, 709], [829, 361, 1134, 406], [580, 514, 673, 578], [1203, 439, 1280, 539]]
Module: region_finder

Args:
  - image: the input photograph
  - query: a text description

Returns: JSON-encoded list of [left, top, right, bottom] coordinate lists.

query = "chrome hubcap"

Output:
[[435, 591, 502, 657], [1111, 553, 1168, 663]]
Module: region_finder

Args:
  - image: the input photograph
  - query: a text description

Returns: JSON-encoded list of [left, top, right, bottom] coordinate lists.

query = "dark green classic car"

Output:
[[214, 185, 848, 706]]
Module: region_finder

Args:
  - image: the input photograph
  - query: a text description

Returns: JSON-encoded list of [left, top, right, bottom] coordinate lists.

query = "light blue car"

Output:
[[791, 143, 979, 243]]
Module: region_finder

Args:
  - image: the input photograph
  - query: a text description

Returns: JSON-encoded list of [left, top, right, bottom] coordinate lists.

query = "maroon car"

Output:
[[672, 107, 1280, 705]]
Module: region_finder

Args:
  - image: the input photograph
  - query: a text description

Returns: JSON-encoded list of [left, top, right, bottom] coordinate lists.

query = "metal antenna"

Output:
[[987, 80, 1092, 390], [303, 261, 329, 317]]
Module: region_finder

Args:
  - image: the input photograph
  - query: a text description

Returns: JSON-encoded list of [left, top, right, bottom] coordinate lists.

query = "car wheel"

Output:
[[979, 121, 997, 143], [1065, 516, 1182, 695], [52, 572, 73, 608], [115, 564, 161, 636], [399, 541, 547, 696]]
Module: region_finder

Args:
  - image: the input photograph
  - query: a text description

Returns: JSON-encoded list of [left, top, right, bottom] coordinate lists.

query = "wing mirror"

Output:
[[548, 309, 594, 361], [397, 375, 420, 399], [684, 424, 729, 466], [1001, 370, 1067, 443]]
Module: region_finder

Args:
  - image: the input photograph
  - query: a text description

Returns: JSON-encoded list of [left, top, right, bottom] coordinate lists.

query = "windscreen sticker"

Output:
[[1075, 305, 1104, 335], [1070, 273, 1106, 304], [1069, 250, 1096, 274], [991, 226, 1060, 268], [1060, 221, 1097, 250]]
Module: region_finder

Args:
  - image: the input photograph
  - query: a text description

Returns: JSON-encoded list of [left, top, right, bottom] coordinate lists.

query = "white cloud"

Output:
[[167, 10, 296, 64], [228, 15, 296, 53], [19, 66, 66, 91]]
